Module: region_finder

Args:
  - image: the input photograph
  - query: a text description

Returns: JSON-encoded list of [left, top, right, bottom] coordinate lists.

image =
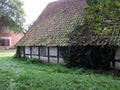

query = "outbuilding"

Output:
[[16, 0, 120, 70]]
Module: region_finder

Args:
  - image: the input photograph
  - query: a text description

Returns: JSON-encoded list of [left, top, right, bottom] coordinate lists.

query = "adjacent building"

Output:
[[0, 20, 24, 48]]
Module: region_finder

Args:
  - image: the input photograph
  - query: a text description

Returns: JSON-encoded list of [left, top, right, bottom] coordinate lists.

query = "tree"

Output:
[[63, 0, 120, 69], [0, 0, 25, 32], [84, 0, 120, 34]]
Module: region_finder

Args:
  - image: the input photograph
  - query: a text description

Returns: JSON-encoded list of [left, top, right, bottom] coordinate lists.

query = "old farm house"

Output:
[[0, 19, 24, 48], [16, 0, 120, 70]]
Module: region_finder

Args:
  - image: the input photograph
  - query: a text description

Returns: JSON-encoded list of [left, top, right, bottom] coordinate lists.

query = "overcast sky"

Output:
[[22, 0, 57, 27]]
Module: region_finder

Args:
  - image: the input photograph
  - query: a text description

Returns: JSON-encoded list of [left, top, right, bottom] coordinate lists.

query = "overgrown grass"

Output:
[[0, 52, 120, 90]]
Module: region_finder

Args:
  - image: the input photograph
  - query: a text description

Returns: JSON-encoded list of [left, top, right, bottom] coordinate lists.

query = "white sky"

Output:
[[22, 0, 57, 28]]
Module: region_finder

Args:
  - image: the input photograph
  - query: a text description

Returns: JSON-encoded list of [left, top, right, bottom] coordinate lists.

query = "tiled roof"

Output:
[[17, 0, 87, 46], [16, 0, 120, 46], [69, 22, 120, 46]]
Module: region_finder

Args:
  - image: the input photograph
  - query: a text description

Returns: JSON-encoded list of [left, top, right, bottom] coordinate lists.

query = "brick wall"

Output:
[[11, 33, 24, 47], [0, 25, 24, 48]]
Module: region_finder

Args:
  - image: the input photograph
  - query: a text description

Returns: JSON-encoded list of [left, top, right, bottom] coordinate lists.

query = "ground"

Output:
[[0, 49, 120, 90]]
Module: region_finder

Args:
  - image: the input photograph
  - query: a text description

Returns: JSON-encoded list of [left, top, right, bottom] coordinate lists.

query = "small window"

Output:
[[0, 39, 10, 46]]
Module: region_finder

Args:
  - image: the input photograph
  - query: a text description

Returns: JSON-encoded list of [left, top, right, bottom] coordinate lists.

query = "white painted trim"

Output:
[[9, 37, 12, 47], [0, 37, 11, 39]]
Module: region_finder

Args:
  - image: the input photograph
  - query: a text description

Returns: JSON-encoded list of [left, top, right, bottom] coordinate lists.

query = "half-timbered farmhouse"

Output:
[[16, 0, 120, 70]]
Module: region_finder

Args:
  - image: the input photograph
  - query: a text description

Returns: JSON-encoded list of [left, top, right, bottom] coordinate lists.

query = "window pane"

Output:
[[4, 39, 9, 46], [0, 39, 9, 46]]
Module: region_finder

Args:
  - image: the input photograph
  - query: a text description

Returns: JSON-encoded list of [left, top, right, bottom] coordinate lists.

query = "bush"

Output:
[[60, 46, 115, 70]]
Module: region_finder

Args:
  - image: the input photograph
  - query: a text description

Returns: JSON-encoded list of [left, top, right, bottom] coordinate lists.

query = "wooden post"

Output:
[[57, 46, 59, 63], [30, 46, 32, 59], [112, 59, 115, 69], [23, 46, 26, 59], [112, 49, 116, 69], [38, 46, 40, 59], [19, 46, 21, 58], [17, 46, 21, 58], [48, 47, 50, 63]]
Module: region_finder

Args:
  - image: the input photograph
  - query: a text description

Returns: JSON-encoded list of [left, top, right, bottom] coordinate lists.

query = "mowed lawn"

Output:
[[0, 51, 120, 90]]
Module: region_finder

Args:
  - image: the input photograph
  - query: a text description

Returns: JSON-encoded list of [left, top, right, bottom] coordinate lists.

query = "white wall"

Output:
[[25, 47, 30, 58], [115, 48, 120, 60], [25, 47, 30, 54], [32, 47, 38, 54], [21, 46, 64, 64], [115, 62, 120, 70], [32, 47, 39, 59], [49, 47, 57, 56], [40, 56, 64, 64]]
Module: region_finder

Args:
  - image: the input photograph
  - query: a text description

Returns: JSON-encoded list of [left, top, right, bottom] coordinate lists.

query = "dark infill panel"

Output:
[[38, 46, 40, 59], [57, 46, 59, 63], [48, 47, 50, 63], [30, 46, 32, 58]]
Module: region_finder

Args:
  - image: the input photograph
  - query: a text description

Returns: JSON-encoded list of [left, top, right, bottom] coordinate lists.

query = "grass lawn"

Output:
[[0, 52, 120, 90]]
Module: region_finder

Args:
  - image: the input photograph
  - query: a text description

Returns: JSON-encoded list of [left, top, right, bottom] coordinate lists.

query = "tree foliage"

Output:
[[61, 0, 120, 70], [84, 0, 120, 34], [0, 0, 25, 32]]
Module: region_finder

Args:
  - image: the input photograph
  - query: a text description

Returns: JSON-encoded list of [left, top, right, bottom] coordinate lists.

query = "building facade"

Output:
[[16, 0, 120, 69], [0, 25, 24, 48]]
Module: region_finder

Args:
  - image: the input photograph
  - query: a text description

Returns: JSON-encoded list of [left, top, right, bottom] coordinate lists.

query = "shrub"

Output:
[[60, 46, 115, 70]]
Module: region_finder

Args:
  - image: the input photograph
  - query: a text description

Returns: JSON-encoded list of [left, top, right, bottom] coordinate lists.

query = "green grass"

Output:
[[0, 52, 120, 90]]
